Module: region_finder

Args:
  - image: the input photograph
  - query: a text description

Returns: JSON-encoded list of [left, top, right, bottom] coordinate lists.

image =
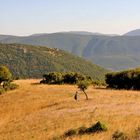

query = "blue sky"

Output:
[[1, 0, 140, 35]]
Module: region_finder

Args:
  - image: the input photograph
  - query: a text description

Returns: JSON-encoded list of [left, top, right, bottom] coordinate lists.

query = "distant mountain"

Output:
[[67, 31, 117, 36], [0, 43, 108, 81], [31, 31, 117, 36], [30, 33, 49, 37], [124, 29, 140, 36], [30, 32, 102, 37], [1, 32, 140, 70], [67, 31, 102, 35]]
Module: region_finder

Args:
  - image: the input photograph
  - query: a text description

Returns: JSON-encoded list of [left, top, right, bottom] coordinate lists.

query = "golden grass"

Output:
[[0, 79, 140, 140]]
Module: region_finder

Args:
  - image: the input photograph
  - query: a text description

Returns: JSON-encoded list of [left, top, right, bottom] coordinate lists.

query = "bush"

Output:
[[85, 121, 107, 133], [42, 72, 63, 84], [64, 129, 77, 137], [0, 66, 12, 84], [0, 66, 18, 95], [78, 126, 87, 135], [112, 130, 128, 140], [8, 83, 19, 90], [106, 68, 140, 90], [3, 82, 18, 91], [0, 82, 18, 95], [41, 72, 93, 85], [62, 121, 107, 138]]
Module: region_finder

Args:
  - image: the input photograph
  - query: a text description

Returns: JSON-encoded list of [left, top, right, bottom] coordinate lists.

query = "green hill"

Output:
[[0, 43, 108, 81]]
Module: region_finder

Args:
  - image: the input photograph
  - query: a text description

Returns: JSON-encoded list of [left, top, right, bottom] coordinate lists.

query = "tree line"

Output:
[[40, 72, 92, 85], [105, 68, 140, 90]]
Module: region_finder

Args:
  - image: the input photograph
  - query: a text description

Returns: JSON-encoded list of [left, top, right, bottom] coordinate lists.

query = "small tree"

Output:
[[0, 66, 12, 85], [77, 80, 90, 100]]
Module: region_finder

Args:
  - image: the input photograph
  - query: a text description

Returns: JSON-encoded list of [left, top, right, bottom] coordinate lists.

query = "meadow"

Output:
[[0, 79, 140, 140]]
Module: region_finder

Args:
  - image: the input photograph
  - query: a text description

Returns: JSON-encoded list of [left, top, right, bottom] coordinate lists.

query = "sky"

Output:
[[1, 0, 140, 36]]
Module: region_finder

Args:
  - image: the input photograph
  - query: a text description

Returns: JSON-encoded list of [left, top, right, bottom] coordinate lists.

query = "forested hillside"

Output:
[[0, 43, 108, 81]]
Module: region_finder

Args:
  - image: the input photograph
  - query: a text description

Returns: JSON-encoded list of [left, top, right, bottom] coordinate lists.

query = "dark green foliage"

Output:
[[3, 82, 19, 91], [77, 80, 90, 100], [40, 72, 92, 85], [0, 43, 108, 81], [0, 66, 18, 94], [112, 130, 128, 140], [63, 121, 107, 138], [0, 66, 12, 84], [0, 81, 18, 94], [85, 121, 107, 133], [41, 72, 63, 84], [77, 80, 90, 91], [64, 129, 77, 137], [106, 68, 140, 90], [63, 72, 87, 84], [77, 126, 87, 135]]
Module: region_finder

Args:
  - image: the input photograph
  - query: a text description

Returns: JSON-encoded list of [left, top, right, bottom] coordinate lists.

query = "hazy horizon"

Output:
[[0, 30, 137, 36], [1, 0, 140, 36]]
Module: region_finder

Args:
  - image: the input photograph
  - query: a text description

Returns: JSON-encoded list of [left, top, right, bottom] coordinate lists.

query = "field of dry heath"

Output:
[[0, 80, 140, 140]]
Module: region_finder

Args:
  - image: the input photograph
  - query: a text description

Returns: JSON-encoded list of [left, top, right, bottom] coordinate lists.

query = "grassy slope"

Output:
[[0, 43, 108, 81], [0, 80, 140, 140]]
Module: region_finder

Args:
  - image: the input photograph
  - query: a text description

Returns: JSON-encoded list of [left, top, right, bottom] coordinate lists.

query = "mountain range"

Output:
[[1, 29, 140, 71]]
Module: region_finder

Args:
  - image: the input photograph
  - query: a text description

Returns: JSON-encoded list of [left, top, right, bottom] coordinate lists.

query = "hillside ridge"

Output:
[[0, 43, 108, 81]]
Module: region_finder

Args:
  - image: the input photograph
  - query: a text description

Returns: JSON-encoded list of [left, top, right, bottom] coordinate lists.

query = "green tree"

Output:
[[105, 68, 140, 90], [0, 66, 12, 85], [77, 80, 90, 100]]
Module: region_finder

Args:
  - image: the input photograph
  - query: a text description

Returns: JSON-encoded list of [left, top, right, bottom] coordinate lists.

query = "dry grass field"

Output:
[[0, 79, 140, 140]]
